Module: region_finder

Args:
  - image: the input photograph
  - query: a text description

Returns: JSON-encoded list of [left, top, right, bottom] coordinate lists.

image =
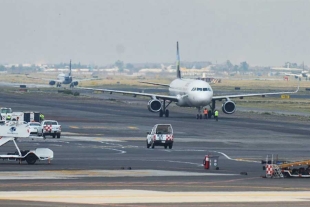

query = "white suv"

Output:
[[29, 122, 43, 136]]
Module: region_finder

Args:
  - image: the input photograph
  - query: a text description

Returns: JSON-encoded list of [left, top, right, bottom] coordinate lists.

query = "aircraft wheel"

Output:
[[199, 114, 202, 119], [196, 114, 199, 119], [165, 110, 169, 117], [159, 110, 164, 117]]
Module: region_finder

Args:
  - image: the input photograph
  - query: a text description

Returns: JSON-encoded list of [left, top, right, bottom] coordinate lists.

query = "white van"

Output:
[[146, 124, 173, 149]]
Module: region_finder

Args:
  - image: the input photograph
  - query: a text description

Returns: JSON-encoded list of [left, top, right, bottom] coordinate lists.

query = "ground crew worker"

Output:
[[6, 114, 11, 121], [203, 108, 208, 119], [40, 113, 45, 122], [214, 110, 219, 121]]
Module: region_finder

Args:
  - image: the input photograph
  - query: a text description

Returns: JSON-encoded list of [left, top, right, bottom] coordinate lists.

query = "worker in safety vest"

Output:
[[203, 108, 208, 119], [214, 110, 219, 121], [6, 115, 11, 121], [40, 113, 45, 122]]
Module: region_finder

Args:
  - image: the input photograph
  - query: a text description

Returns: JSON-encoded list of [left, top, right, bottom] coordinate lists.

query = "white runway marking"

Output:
[[109, 148, 126, 154], [213, 151, 260, 163], [165, 160, 203, 166], [1, 190, 310, 204]]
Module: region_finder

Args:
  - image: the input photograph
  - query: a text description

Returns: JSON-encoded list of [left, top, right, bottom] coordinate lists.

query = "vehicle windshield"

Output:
[[44, 121, 57, 125], [0, 108, 12, 113], [30, 123, 40, 126], [156, 125, 172, 134]]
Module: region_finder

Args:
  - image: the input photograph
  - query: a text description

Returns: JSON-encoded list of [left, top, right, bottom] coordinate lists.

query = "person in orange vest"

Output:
[[203, 108, 208, 119]]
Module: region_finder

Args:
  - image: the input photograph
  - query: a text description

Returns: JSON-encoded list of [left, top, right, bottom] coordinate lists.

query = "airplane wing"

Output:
[[212, 85, 299, 100], [73, 78, 101, 82], [284, 73, 298, 76], [78, 87, 180, 102], [25, 75, 63, 83], [139, 81, 170, 87]]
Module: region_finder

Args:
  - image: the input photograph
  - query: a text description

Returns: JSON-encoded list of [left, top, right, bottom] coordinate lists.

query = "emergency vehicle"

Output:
[[0, 120, 53, 165], [146, 124, 173, 149]]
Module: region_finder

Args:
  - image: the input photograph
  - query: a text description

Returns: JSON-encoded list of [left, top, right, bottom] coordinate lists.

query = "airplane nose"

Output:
[[190, 92, 213, 105]]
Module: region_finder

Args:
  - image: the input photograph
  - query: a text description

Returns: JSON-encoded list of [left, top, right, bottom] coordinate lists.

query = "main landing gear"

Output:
[[56, 83, 62, 87], [159, 99, 172, 118]]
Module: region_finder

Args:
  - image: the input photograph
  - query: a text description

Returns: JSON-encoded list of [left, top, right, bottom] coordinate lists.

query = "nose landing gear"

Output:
[[196, 107, 203, 119]]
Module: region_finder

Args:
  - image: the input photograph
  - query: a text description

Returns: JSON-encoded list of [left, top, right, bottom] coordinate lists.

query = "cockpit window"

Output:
[[203, 88, 212, 91], [197, 88, 202, 91], [191, 88, 196, 91]]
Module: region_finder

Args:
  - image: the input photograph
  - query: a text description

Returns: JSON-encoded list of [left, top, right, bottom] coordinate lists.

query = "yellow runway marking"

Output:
[[69, 126, 79, 129], [128, 126, 138, 130]]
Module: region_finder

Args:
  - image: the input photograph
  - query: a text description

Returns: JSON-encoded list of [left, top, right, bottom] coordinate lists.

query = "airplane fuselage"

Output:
[[169, 79, 213, 107], [57, 73, 73, 84]]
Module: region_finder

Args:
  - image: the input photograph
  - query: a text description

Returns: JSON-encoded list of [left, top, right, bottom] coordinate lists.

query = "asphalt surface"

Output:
[[0, 87, 310, 206]]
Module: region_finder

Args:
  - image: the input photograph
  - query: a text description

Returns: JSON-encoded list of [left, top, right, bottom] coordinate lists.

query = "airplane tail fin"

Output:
[[69, 60, 72, 76], [176, 42, 181, 79]]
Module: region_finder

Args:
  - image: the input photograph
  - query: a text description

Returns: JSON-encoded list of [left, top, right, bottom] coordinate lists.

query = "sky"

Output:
[[0, 0, 310, 66]]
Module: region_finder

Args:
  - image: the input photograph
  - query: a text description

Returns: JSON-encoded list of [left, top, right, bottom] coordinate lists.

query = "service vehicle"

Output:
[[29, 122, 43, 136], [41, 120, 61, 138], [0, 107, 12, 120], [146, 124, 173, 149], [0, 120, 53, 165]]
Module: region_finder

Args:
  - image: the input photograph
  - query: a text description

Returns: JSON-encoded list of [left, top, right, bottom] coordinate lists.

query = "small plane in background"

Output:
[[78, 42, 299, 119], [285, 70, 310, 80], [27, 60, 98, 88]]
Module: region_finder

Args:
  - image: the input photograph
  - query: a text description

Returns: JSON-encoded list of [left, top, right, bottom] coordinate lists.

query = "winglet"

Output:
[[176, 42, 181, 79]]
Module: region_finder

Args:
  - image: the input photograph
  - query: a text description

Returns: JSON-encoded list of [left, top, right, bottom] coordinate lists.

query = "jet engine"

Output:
[[49, 81, 56, 86], [222, 100, 236, 114], [147, 99, 162, 112]]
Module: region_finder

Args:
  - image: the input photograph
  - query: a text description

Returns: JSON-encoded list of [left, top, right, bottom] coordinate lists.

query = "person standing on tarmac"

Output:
[[214, 110, 219, 121], [203, 108, 208, 119], [40, 113, 45, 122], [6, 114, 11, 121]]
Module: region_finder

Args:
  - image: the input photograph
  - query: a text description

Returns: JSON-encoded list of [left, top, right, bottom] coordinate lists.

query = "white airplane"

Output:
[[78, 42, 299, 119], [27, 60, 97, 88], [285, 70, 310, 80]]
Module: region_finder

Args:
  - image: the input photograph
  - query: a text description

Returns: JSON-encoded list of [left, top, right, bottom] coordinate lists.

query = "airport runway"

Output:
[[0, 88, 310, 206]]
